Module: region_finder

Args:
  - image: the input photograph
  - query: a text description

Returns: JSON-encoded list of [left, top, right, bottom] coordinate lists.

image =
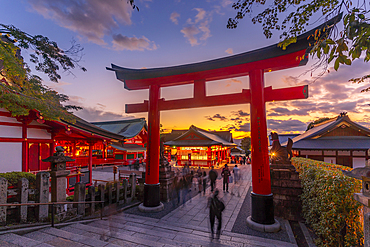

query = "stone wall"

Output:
[[270, 165, 302, 221], [159, 166, 174, 202], [0, 172, 138, 225]]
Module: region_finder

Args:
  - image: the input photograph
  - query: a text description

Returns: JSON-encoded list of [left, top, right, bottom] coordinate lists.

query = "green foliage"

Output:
[[240, 137, 251, 153], [291, 157, 363, 247], [0, 24, 84, 121], [66, 195, 74, 202], [228, 0, 370, 90], [0, 172, 37, 188], [306, 117, 330, 131]]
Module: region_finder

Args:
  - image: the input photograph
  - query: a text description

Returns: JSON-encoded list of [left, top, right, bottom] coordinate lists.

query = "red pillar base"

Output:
[[251, 192, 275, 224], [143, 183, 161, 207]]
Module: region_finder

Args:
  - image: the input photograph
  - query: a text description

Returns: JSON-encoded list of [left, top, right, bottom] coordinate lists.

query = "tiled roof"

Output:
[[92, 118, 147, 139], [164, 125, 235, 147], [282, 115, 370, 149]]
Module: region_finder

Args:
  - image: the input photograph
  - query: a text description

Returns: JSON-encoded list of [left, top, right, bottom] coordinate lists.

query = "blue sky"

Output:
[[3, 0, 370, 139]]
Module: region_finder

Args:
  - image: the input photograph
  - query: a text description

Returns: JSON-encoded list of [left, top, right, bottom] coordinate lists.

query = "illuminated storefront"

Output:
[[164, 125, 235, 167]]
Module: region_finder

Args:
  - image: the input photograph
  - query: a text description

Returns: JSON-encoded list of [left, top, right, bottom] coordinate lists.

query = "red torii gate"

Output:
[[108, 16, 339, 226]]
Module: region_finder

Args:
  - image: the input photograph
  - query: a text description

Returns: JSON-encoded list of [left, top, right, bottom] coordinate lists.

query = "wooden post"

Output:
[[88, 186, 95, 215], [144, 84, 161, 207], [36, 172, 50, 222], [114, 182, 119, 204], [18, 178, 29, 223], [89, 142, 93, 184], [107, 182, 113, 205], [130, 174, 137, 201], [74, 182, 86, 216], [249, 69, 274, 225], [122, 179, 128, 203], [98, 184, 105, 204], [0, 178, 7, 225]]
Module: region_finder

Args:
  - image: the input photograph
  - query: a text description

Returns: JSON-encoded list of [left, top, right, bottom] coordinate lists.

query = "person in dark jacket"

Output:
[[221, 164, 230, 192], [208, 166, 218, 192], [207, 189, 224, 239], [202, 171, 207, 195]]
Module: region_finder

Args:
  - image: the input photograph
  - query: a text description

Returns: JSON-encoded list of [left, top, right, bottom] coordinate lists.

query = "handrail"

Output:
[[0, 201, 104, 206], [0, 200, 105, 227]]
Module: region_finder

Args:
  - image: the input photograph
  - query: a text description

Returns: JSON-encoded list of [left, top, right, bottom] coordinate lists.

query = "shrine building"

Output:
[[163, 125, 236, 167], [282, 113, 370, 168], [0, 108, 147, 194], [92, 118, 147, 163]]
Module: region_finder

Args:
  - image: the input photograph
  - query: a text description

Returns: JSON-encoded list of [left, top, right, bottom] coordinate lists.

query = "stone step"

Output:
[[82, 216, 294, 247], [0, 233, 53, 247], [113, 213, 297, 247], [38, 227, 121, 247]]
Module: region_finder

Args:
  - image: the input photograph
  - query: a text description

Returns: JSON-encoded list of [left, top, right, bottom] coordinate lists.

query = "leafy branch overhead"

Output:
[[228, 0, 370, 91], [0, 24, 85, 121]]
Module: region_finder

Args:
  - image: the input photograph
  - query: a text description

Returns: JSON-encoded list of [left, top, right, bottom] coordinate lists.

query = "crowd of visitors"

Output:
[[168, 161, 246, 241]]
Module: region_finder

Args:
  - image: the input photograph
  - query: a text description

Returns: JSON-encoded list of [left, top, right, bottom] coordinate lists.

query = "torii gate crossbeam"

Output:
[[108, 15, 340, 227]]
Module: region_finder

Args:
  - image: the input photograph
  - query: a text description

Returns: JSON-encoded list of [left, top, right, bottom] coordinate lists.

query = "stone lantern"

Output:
[[42, 146, 74, 204]]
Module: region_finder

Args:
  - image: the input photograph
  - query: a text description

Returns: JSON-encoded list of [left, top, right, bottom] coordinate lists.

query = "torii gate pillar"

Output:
[[143, 84, 161, 208], [249, 69, 274, 224]]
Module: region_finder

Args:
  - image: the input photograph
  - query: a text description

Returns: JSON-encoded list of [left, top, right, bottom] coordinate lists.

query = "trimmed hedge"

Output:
[[291, 157, 363, 247], [0, 172, 37, 188]]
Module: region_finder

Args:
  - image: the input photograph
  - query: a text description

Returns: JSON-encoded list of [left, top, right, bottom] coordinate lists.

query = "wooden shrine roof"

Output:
[[282, 114, 370, 150], [92, 118, 147, 139], [164, 125, 236, 147]]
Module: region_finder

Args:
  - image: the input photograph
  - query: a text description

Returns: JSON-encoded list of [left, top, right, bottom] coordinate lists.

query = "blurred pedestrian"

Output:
[[221, 164, 230, 192], [207, 189, 225, 239], [209, 166, 218, 192], [202, 171, 207, 195], [233, 164, 240, 184], [181, 175, 189, 206], [197, 167, 202, 192], [172, 176, 181, 207]]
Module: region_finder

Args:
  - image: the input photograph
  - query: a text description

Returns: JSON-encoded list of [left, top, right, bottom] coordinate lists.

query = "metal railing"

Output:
[[0, 200, 104, 227]]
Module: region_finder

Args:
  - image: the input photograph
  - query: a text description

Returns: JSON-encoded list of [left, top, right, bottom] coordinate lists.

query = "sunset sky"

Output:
[[4, 0, 370, 139]]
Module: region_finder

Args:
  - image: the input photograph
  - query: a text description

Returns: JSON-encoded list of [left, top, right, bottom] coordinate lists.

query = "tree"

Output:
[[306, 117, 330, 131], [228, 0, 370, 91], [240, 137, 251, 154], [0, 24, 85, 121]]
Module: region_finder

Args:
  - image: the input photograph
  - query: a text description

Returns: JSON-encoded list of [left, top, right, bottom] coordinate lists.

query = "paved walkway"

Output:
[[97, 164, 297, 246], [0, 164, 299, 246]]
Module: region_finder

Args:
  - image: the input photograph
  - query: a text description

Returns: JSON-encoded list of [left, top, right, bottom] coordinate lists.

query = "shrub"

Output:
[[291, 157, 363, 247], [0, 172, 37, 188]]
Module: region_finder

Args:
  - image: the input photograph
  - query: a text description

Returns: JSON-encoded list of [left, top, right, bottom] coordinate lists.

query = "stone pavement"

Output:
[[0, 164, 299, 246]]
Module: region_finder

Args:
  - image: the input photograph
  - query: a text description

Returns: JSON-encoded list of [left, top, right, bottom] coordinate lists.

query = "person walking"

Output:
[[207, 189, 225, 239], [181, 175, 189, 206], [221, 164, 231, 192], [172, 176, 181, 207], [202, 171, 207, 195], [197, 167, 202, 193], [208, 166, 218, 192], [232, 164, 241, 196], [233, 164, 240, 184]]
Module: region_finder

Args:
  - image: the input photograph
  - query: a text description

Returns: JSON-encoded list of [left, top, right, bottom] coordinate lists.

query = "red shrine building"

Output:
[[92, 118, 147, 162], [162, 125, 236, 167], [283, 113, 370, 168], [0, 108, 147, 193]]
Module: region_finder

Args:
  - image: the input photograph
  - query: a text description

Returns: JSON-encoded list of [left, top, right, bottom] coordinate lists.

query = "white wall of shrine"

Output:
[[0, 108, 52, 173], [27, 120, 51, 139], [0, 109, 23, 172], [0, 142, 22, 172], [353, 157, 366, 169], [324, 157, 336, 164]]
